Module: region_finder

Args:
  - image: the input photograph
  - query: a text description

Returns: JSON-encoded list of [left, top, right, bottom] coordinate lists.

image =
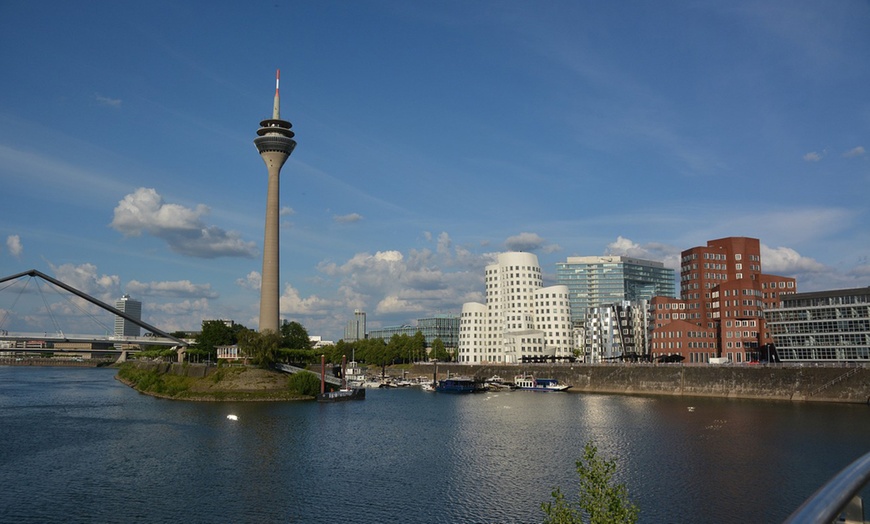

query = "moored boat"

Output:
[[317, 387, 366, 402], [513, 374, 571, 392], [436, 377, 486, 393]]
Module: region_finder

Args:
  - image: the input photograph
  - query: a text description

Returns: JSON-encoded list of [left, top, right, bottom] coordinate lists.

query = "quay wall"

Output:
[[410, 363, 870, 405]]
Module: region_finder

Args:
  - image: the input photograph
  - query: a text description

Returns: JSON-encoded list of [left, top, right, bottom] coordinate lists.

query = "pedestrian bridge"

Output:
[[275, 363, 342, 386]]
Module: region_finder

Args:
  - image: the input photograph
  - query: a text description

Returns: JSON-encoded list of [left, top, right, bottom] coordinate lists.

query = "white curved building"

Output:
[[458, 252, 574, 364]]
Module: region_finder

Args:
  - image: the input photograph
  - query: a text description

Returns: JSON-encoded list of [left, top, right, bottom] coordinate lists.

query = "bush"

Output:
[[287, 371, 322, 397], [542, 442, 638, 524]]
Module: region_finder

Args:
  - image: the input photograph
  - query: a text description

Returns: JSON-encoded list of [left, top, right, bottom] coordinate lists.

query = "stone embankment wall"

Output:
[[126, 361, 213, 379], [0, 357, 109, 368], [411, 363, 870, 405]]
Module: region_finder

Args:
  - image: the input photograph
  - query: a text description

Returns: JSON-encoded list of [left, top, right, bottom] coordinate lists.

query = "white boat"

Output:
[[345, 360, 367, 388], [421, 382, 436, 392], [513, 374, 571, 392], [485, 375, 516, 390]]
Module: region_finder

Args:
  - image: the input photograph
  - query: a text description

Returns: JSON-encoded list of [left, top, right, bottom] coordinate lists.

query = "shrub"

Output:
[[287, 371, 321, 397]]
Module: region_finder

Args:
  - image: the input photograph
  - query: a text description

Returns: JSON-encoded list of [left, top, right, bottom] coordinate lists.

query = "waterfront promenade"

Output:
[[414, 362, 870, 404]]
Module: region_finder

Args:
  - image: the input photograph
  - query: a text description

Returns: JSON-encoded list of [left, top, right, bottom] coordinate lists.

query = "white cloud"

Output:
[[376, 295, 424, 315], [280, 206, 295, 216], [760, 244, 826, 274], [279, 283, 335, 316], [843, 146, 865, 158], [95, 94, 122, 108], [803, 151, 822, 162], [235, 271, 261, 290], [127, 279, 218, 298], [6, 235, 22, 257], [110, 187, 257, 258], [605, 236, 681, 270], [334, 213, 363, 223]]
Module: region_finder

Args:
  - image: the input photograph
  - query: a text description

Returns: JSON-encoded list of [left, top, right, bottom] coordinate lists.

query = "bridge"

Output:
[[0, 269, 189, 361]]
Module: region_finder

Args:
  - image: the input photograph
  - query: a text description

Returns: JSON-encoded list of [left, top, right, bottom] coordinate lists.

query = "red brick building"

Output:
[[649, 237, 796, 363]]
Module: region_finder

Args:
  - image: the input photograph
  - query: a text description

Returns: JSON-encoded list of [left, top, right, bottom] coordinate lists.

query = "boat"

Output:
[[317, 387, 366, 402], [513, 374, 571, 392], [436, 377, 486, 393], [345, 360, 367, 388], [316, 354, 365, 402], [421, 382, 436, 392], [485, 375, 516, 390]]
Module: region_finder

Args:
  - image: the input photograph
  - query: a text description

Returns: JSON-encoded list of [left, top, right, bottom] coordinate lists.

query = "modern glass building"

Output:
[[556, 256, 675, 324], [344, 309, 366, 342], [765, 287, 870, 362], [367, 314, 459, 348]]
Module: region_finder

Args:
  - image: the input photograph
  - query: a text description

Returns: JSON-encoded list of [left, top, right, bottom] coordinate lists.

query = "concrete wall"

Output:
[[412, 363, 870, 404]]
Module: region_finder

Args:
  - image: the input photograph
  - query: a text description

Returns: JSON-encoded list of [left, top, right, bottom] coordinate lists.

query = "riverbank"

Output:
[[115, 362, 312, 401], [410, 363, 870, 405]]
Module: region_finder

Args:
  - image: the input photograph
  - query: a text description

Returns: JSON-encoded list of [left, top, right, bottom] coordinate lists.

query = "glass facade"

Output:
[[367, 315, 459, 348], [556, 256, 675, 324], [766, 288, 870, 362]]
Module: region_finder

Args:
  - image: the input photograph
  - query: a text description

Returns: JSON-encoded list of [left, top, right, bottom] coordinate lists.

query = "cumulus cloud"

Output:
[[280, 206, 295, 216], [95, 94, 121, 108], [605, 236, 681, 270], [110, 187, 257, 258], [334, 213, 363, 224], [843, 146, 865, 158], [505, 232, 549, 252], [147, 298, 210, 316], [803, 151, 822, 162], [235, 271, 261, 290], [6, 235, 22, 257], [279, 283, 335, 316], [760, 244, 826, 274], [126, 279, 218, 298]]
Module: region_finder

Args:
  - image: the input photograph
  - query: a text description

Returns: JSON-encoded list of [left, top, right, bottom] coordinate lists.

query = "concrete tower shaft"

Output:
[[254, 69, 296, 334]]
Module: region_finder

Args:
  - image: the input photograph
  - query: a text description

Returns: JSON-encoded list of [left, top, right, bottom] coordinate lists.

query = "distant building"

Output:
[[367, 314, 459, 349], [458, 251, 573, 364], [556, 255, 675, 325], [114, 294, 142, 339], [765, 287, 870, 363], [344, 309, 366, 342], [583, 300, 649, 362], [650, 237, 796, 363]]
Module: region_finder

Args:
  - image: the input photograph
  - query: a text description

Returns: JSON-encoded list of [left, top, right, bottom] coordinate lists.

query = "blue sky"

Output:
[[1, 1, 868, 341]]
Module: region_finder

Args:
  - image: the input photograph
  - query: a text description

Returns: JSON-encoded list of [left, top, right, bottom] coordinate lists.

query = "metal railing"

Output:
[[783, 451, 870, 523]]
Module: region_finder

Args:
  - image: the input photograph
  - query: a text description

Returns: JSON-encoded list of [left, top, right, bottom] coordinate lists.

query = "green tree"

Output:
[[541, 442, 638, 524], [239, 329, 282, 368], [280, 320, 312, 350], [287, 370, 322, 396], [430, 338, 450, 362], [196, 320, 236, 356], [411, 331, 427, 362]]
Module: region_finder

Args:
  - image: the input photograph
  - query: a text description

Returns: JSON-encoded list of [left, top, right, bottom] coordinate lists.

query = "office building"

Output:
[[556, 256, 675, 324], [114, 294, 142, 339], [344, 309, 366, 342], [367, 314, 459, 349], [765, 287, 870, 362], [650, 237, 796, 363], [458, 251, 572, 363]]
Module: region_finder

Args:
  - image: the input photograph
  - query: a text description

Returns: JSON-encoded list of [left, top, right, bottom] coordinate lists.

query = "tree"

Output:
[[411, 331, 427, 362], [239, 329, 282, 368], [196, 320, 236, 356], [541, 442, 638, 524], [430, 338, 450, 362], [281, 320, 312, 350]]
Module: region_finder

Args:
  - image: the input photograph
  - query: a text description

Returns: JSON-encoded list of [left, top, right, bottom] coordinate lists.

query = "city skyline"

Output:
[[1, 2, 868, 342]]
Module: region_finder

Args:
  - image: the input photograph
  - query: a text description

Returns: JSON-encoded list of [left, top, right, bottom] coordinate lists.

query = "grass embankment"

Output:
[[116, 363, 315, 401]]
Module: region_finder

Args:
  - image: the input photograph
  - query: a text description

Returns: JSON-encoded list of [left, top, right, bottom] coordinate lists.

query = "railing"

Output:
[[783, 451, 870, 523]]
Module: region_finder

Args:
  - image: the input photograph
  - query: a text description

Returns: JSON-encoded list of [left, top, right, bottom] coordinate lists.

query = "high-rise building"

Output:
[[650, 236, 796, 363], [254, 69, 297, 334], [344, 309, 366, 342], [114, 294, 142, 338], [458, 252, 573, 363], [555, 255, 675, 324], [583, 300, 650, 362]]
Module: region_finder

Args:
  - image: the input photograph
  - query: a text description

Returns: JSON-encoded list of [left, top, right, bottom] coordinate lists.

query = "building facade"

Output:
[[458, 252, 572, 363], [367, 314, 459, 349], [650, 237, 796, 363], [765, 287, 870, 362], [344, 309, 366, 342], [584, 300, 650, 362], [114, 294, 142, 338], [556, 255, 675, 325]]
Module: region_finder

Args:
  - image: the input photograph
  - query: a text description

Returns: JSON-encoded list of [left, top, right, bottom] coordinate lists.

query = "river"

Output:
[[0, 366, 868, 523]]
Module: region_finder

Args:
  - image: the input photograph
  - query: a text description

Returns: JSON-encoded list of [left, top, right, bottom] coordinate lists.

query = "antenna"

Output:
[[272, 69, 281, 119]]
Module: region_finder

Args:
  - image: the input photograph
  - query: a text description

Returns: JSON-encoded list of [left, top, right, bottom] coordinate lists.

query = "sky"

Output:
[[1, 1, 868, 342]]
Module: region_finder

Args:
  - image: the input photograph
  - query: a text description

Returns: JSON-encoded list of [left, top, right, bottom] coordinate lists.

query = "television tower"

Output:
[[254, 69, 296, 333]]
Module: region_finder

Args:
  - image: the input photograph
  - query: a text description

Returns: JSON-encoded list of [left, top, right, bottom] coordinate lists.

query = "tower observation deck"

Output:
[[254, 70, 296, 333]]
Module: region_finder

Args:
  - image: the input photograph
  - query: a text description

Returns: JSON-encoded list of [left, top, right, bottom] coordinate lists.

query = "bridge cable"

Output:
[[39, 276, 114, 336], [35, 277, 65, 336], [0, 275, 33, 331]]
